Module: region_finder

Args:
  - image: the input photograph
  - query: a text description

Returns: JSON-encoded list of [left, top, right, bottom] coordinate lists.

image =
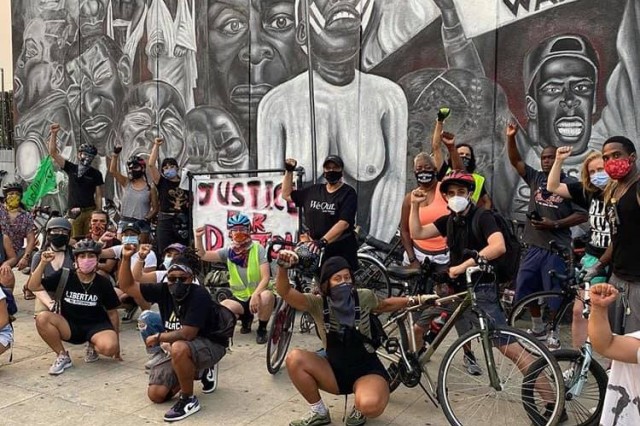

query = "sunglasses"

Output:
[[167, 275, 190, 283]]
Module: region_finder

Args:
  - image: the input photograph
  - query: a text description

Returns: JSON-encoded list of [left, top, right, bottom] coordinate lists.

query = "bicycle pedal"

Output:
[[385, 337, 399, 354]]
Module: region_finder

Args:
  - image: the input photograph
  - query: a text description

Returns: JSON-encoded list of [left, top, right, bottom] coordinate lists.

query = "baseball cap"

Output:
[[322, 155, 344, 169], [164, 243, 186, 254], [122, 222, 141, 234]]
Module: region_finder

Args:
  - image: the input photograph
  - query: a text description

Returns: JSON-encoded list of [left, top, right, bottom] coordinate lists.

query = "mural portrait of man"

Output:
[[257, 0, 408, 241]]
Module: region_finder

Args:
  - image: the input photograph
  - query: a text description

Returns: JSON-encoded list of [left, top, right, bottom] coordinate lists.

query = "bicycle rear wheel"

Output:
[[355, 255, 392, 299], [528, 349, 607, 426], [438, 326, 564, 426], [509, 291, 574, 350], [266, 298, 296, 374]]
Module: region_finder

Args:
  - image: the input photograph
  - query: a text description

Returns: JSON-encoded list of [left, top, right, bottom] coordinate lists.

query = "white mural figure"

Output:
[[106, 0, 149, 63], [146, 0, 197, 110], [257, 0, 408, 242]]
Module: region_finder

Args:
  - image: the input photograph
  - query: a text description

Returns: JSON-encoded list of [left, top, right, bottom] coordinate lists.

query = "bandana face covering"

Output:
[[228, 232, 252, 267], [605, 158, 633, 180], [329, 282, 355, 327], [5, 194, 21, 210], [91, 223, 106, 237]]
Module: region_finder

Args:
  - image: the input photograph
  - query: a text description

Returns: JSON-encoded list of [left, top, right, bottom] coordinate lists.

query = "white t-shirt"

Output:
[[110, 245, 157, 271], [601, 331, 640, 426]]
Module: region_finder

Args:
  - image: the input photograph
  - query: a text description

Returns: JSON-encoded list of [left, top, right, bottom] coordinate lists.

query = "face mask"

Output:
[[77, 257, 98, 274], [324, 170, 343, 184], [48, 233, 70, 248], [169, 279, 191, 302], [130, 170, 145, 179], [163, 168, 178, 179], [415, 171, 435, 185], [79, 153, 94, 166], [448, 196, 470, 214], [461, 157, 473, 170], [604, 158, 634, 180], [163, 255, 173, 270], [232, 232, 250, 244], [329, 282, 355, 327], [90, 223, 106, 236], [590, 171, 610, 188], [5, 194, 21, 210], [122, 235, 139, 245]]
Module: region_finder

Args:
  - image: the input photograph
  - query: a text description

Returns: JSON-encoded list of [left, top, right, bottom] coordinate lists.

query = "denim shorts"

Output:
[[0, 324, 14, 348]]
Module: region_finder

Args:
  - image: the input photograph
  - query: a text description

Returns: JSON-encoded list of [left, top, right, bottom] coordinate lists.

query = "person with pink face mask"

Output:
[[195, 213, 274, 344], [28, 239, 121, 375]]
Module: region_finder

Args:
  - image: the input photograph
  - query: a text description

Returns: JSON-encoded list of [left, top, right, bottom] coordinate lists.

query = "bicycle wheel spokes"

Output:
[[438, 327, 564, 426], [509, 292, 573, 350], [355, 257, 392, 299], [266, 300, 295, 374]]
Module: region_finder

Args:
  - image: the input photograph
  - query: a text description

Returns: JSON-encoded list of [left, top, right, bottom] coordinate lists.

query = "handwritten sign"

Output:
[[191, 175, 300, 250]]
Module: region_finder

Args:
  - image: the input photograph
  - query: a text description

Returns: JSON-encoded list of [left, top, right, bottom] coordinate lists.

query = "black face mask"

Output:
[[461, 157, 475, 172], [415, 171, 436, 185], [169, 279, 192, 302], [324, 170, 343, 184], [130, 170, 145, 179], [48, 234, 70, 248]]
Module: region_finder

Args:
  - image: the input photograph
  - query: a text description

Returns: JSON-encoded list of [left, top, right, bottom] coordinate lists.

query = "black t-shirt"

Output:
[[606, 181, 640, 280], [566, 183, 610, 257], [140, 283, 215, 337], [157, 176, 189, 214], [291, 183, 357, 240], [63, 161, 104, 208], [42, 271, 119, 325]]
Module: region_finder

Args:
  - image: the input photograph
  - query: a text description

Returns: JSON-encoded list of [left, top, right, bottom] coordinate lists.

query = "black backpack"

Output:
[[470, 208, 522, 285], [1, 285, 17, 316]]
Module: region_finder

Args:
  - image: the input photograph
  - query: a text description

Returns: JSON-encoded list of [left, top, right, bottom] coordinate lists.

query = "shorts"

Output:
[[403, 247, 450, 268], [609, 274, 640, 334], [329, 353, 389, 395], [117, 218, 151, 234], [230, 297, 252, 318], [149, 337, 226, 389], [0, 324, 13, 348], [65, 321, 114, 345]]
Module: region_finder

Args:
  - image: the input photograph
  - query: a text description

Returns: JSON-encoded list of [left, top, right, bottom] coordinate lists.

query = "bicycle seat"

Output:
[[387, 264, 422, 280]]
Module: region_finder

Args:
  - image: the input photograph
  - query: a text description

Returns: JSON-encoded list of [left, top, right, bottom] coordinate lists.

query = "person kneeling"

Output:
[[28, 239, 121, 375]]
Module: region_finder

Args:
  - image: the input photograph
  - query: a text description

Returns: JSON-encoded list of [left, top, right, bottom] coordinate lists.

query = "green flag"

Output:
[[23, 156, 58, 210]]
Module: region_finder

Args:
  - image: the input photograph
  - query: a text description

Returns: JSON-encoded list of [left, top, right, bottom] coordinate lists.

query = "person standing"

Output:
[[282, 155, 358, 271], [48, 123, 104, 238], [148, 137, 189, 254]]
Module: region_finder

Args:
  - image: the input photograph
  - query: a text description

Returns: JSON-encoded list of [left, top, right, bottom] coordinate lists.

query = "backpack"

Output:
[[208, 301, 236, 347], [471, 208, 522, 285], [1, 285, 18, 316]]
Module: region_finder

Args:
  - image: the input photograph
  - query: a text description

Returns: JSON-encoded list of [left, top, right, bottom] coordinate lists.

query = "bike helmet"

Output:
[[3, 182, 23, 195], [78, 143, 98, 156], [72, 239, 103, 256], [227, 212, 251, 231], [127, 155, 146, 170], [440, 170, 475, 194], [294, 242, 321, 275], [45, 217, 72, 232]]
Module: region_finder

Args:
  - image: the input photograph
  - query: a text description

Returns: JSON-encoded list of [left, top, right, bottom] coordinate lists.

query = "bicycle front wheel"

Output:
[[355, 255, 392, 299], [266, 298, 296, 374], [438, 326, 564, 426], [528, 349, 607, 426]]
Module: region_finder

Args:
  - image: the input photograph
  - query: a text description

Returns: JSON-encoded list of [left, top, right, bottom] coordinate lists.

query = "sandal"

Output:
[[23, 284, 36, 300]]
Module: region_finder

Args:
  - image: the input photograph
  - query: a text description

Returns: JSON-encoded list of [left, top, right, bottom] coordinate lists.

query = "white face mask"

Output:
[[448, 196, 469, 213], [163, 255, 173, 270]]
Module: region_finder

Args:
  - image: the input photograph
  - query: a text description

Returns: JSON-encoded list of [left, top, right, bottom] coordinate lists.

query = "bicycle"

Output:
[[265, 239, 320, 375], [376, 252, 565, 425], [509, 248, 608, 425]]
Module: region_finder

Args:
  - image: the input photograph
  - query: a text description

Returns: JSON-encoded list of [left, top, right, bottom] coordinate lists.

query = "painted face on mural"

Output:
[[207, 0, 307, 124], [297, 0, 373, 63], [13, 19, 66, 113], [530, 57, 596, 154], [118, 81, 186, 167], [79, 0, 108, 38], [66, 38, 131, 154]]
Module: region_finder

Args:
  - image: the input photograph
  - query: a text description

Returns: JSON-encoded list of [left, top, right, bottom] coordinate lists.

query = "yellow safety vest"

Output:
[[227, 244, 261, 302]]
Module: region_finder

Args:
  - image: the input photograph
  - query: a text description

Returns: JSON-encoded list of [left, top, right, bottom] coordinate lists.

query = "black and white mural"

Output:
[[10, 0, 640, 240]]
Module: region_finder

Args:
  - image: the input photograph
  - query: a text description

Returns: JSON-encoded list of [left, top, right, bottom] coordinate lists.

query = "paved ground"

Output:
[[1, 274, 449, 426]]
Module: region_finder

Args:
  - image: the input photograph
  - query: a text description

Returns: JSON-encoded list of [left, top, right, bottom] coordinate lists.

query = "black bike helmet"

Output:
[[3, 182, 23, 195], [45, 217, 72, 232], [78, 143, 98, 156], [73, 239, 103, 256], [127, 155, 146, 170]]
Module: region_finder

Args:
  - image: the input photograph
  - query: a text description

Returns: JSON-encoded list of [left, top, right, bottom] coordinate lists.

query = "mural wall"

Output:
[[10, 0, 640, 241]]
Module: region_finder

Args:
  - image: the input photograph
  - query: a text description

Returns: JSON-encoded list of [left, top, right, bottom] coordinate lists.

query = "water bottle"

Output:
[[424, 312, 448, 344]]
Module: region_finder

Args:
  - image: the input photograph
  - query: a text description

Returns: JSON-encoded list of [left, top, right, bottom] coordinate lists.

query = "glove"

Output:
[[308, 239, 327, 254], [437, 107, 451, 122], [583, 262, 605, 282]]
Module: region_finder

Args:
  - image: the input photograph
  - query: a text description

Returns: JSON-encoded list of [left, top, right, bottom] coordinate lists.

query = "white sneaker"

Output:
[[201, 364, 218, 394], [527, 327, 547, 341], [546, 330, 561, 350], [84, 343, 99, 363], [49, 351, 73, 375], [144, 351, 169, 370]]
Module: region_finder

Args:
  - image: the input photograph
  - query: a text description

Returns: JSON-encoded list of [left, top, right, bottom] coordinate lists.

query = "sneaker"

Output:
[[543, 402, 568, 423], [256, 328, 268, 344], [289, 411, 331, 426], [49, 351, 73, 375], [122, 305, 139, 323], [84, 343, 99, 363], [546, 330, 561, 350], [463, 352, 482, 376], [163, 394, 201, 422], [527, 328, 547, 341], [201, 364, 218, 394], [145, 351, 169, 370], [345, 407, 366, 426]]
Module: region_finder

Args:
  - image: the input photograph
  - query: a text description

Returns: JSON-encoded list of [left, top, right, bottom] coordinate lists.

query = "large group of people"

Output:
[[1, 115, 639, 425]]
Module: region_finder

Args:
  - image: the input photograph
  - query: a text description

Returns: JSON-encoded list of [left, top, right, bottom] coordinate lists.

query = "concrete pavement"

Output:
[[1, 273, 448, 426]]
